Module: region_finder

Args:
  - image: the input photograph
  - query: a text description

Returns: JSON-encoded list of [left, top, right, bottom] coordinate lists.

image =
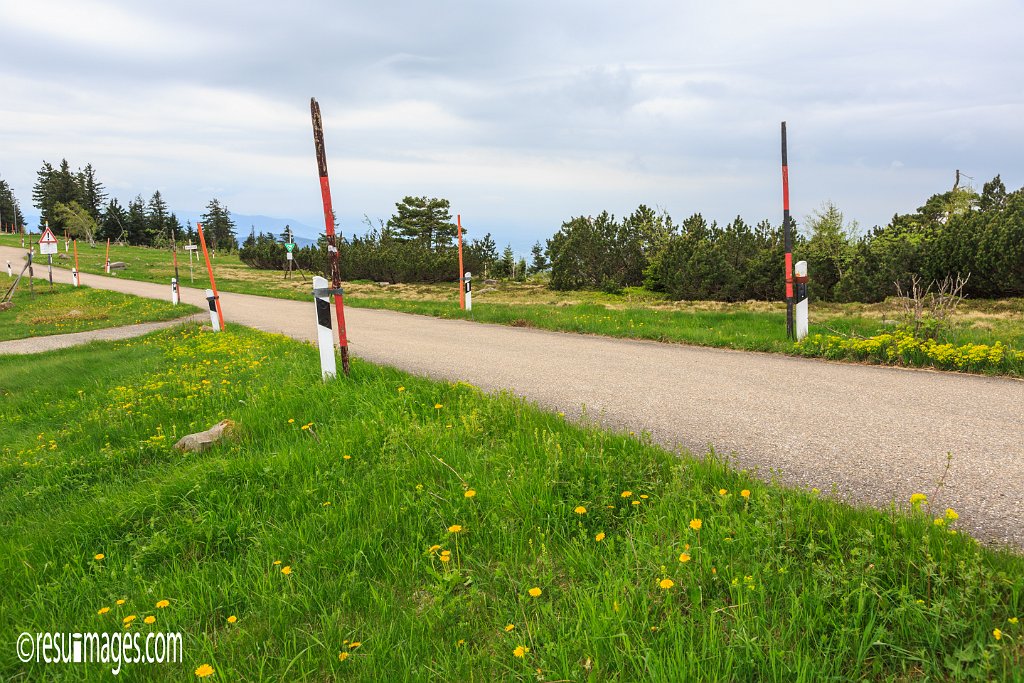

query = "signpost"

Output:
[[185, 242, 197, 282], [464, 271, 473, 312], [39, 224, 58, 290], [795, 260, 809, 341]]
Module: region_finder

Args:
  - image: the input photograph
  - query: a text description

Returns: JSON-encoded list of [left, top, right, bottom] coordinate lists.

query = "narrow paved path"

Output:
[[0, 317, 197, 355], [4, 246, 1022, 548]]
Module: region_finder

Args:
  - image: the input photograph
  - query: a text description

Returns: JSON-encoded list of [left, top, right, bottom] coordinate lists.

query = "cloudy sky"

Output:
[[2, 0, 1022, 250]]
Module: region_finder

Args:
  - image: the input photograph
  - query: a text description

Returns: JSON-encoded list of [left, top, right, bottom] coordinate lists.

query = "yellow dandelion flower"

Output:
[[397, 386, 405, 392], [434, 403, 443, 409], [632, 500, 641, 506], [456, 639, 465, 646], [227, 615, 237, 624], [94, 553, 105, 561], [343, 455, 351, 460], [718, 489, 727, 496], [195, 663, 215, 677], [281, 566, 292, 575], [679, 553, 691, 563], [993, 628, 1002, 640], [98, 607, 110, 615], [288, 419, 295, 423], [689, 519, 702, 531], [504, 624, 515, 632], [640, 494, 649, 499], [574, 506, 587, 515], [440, 555, 451, 563], [528, 587, 542, 597], [349, 641, 361, 649], [338, 651, 350, 662], [123, 615, 136, 624], [428, 545, 441, 553], [464, 489, 477, 498], [144, 616, 156, 625], [322, 501, 331, 506], [659, 578, 675, 589], [116, 599, 126, 606], [513, 645, 529, 658], [448, 524, 463, 533], [155, 600, 170, 609], [621, 491, 633, 498], [741, 490, 751, 499], [595, 532, 605, 542]]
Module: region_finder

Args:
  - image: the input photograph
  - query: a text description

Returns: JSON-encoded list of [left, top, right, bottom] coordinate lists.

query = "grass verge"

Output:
[[0, 282, 198, 341], [1, 325, 1021, 680]]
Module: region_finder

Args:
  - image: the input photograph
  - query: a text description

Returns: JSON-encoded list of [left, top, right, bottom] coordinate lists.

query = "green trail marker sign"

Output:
[[285, 242, 295, 261]]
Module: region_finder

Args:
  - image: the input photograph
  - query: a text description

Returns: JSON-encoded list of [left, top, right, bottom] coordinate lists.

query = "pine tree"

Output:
[[76, 164, 106, 220], [386, 196, 456, 250], [125, 195, 148, 245], [99, 199, 127, 241], [147, 190, 169, 245], [0, 177, 26, 231], [201, 198, 238, 252], [529, 241, 549, 274], [32, 159, 80, 228]]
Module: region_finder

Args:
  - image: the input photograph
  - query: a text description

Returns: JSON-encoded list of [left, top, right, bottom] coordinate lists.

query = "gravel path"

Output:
[[0, 317, 196, 355], [4, 246, 1022, 548]]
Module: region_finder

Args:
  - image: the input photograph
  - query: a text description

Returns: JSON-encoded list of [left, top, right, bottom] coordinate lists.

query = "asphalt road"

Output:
[[4, 245, 1022, 548]]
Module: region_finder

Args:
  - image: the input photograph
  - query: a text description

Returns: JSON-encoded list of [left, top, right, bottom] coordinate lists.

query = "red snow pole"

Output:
[[72, 239, 80, 286], [457, 214, 465, 310], [196, 221, 225, 331], [310, 97, 351, 376], [104, 238, 111, 274], [781, 122, 795, 340]]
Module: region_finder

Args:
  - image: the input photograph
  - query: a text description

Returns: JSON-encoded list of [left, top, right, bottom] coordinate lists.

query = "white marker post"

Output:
[[312, 276, 338, 380], [795, 260, 809, 341], [6, 261, 11, 278], [171, 277, 179, 304], [205, 289, 222, 332], [464, 271, 473, 312]]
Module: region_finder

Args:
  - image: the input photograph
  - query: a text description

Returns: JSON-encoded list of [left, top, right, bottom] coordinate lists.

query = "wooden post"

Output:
[[781, 122, 795, 340]]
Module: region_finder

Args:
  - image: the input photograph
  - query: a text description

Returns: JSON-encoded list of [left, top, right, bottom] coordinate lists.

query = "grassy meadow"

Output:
[[1, 324, 1022, 680], [0, 282, 198, 341], [3, 233, 1022, 374]]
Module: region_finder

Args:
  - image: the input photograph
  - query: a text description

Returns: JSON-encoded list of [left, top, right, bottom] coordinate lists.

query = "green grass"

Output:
[[1, 326, 1022, 681], [3, 234, 1022, 374], [0, 282, 198, 341]]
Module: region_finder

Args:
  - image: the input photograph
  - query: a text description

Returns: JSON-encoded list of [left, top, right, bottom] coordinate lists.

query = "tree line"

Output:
[[239, 196, 530, 283], [27, 159, 238, 251], [546, 175, 1024, 301]]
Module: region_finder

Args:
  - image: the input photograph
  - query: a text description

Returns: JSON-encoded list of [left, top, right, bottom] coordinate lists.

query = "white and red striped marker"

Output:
[[312, 275, 338, 380], [464, 271, 473, 312], [205, 289, 222, 332], [795, 260, 809, 341], [72, 239, 80, 286], [171, 277, 179, 304]]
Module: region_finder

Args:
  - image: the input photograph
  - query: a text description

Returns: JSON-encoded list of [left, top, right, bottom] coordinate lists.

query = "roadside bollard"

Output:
[[171, 277, 179, 305], [6, 261, 10, 278], [464, 271, 472, 312], [205, 289, 221, 332], [312, 275, 339, 380], [795, 260, 809, 341]]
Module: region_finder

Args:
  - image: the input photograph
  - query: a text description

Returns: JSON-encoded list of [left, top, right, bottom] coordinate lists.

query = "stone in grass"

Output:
[[108, 262, 128, 270], [174, 419, 238, 453]]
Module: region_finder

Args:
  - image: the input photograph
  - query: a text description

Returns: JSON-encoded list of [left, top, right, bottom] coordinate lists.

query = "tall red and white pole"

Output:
[[104, 238, 111, 274], [781, 122, 795, 340], [72, 239, 80, 286], [310, 97, 351, 376], [197, 221, 225, 331], [457, 214, 465, 310]]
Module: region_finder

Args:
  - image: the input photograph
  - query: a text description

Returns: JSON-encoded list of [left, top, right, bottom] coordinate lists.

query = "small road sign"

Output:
[[184, 244, 198, 251], [285, 243, 295, 252], [39, 227, 58, 256]]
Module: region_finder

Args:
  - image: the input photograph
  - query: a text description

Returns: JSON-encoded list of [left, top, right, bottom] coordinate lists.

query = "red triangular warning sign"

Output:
[[39, 227, 58, 244]]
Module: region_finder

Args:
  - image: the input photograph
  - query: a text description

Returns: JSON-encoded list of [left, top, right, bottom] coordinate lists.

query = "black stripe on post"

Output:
[[316, 297, 332, 329]]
